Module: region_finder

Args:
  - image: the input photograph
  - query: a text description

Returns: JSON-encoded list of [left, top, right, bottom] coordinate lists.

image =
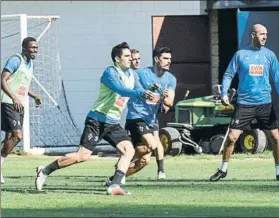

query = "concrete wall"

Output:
[[209, 9, 219, 89], [1, 1, 207, 130]]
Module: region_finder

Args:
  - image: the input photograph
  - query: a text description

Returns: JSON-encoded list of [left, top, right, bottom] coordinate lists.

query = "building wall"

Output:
[[1, 1, 207, 129], [209, 10, 219, 88]]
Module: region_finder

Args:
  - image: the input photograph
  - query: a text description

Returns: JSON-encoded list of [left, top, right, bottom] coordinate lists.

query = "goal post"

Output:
[[1, 14, 81, 154]]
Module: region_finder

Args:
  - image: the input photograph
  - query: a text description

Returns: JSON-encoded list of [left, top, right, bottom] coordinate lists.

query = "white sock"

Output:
[[276, 164, 279, 176], [1, 156, 5, 167], [220, 161, 228, 172]]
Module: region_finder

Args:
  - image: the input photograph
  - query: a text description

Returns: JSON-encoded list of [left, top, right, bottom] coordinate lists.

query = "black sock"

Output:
[[42, 160, 60, 175], [109, 176, 114, 181], [111, 170, 125, 185], [156, 159, 164, 173]]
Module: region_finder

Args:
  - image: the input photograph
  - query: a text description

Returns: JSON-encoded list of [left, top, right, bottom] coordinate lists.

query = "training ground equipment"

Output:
[[159, 85, 269, 156]]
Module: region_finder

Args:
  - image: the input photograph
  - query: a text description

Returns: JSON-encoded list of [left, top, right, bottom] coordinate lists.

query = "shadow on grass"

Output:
[[6, 175, 277, 183], [7, 175, 108, 179], [1, 187, 106, 195], [2, 204, 279, 217], [6, 175, 110, 183], [2, 177, 278, 195]]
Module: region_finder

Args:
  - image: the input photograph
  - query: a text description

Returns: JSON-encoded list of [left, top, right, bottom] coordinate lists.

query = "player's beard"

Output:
[[254, 37, 265, 48], [161, 65, 170, 72], [260, 39, 266, 46]]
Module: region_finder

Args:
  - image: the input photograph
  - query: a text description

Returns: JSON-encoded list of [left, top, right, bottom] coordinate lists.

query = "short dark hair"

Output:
[[22, 37, 37, 49], [131, 49, 139, 54], [111, 42, 130, 62], [153, 46, 172, 59]]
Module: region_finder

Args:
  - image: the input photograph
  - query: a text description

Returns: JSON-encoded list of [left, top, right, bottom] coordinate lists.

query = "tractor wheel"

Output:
[[199, 141, 211, 154], [159, 127, 183, 156], [210, 135, 225, 155], [239, 129, 267, 153]]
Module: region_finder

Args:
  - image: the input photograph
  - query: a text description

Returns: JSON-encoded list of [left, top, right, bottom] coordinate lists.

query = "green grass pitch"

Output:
[[1, 152, 279, 217]]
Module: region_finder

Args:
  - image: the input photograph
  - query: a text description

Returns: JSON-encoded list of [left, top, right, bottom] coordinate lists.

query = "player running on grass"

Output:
[[106, 46, 176, 186], [1, 37, 42, 184], [35, 42, 155, 195], [209, 24, 279, 182], [130, 48, 173, 179]]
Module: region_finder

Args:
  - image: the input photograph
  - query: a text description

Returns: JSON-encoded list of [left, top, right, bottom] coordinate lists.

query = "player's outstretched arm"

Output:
[[102, 67, 154, 99]]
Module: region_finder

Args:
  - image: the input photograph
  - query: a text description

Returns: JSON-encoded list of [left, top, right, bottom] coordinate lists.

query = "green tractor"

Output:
[[159, 85, 269, 156]]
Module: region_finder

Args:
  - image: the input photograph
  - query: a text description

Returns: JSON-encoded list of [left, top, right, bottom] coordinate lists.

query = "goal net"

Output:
[[1, 14, 81, 153]]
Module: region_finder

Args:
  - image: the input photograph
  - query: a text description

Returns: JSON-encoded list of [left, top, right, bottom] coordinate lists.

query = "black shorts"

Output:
[[125, 118, 156, 147], [230, 103, 278, 130], [153, 119, 159, 132], [1, 103, 24, 132], [80, 117, 131, 151]]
